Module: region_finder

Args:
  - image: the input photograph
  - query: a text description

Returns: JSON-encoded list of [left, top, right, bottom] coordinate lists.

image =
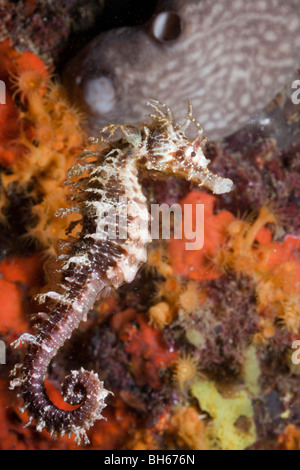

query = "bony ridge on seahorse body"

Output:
[[10, 100, 233, 444]]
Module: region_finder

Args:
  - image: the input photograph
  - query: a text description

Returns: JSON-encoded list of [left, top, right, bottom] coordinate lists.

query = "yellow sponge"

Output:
[[191, 380, 256, 450], [243, 345, 260, 395]]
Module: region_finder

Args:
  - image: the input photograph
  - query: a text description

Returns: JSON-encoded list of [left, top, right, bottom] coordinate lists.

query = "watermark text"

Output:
[[95, 199, 204, 251], [0, 340, 6, 364], [0, 80, 6, 105]]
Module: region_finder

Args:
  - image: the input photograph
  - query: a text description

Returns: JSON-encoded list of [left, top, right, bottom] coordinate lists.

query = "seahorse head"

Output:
[[137, 100, 232, 194]]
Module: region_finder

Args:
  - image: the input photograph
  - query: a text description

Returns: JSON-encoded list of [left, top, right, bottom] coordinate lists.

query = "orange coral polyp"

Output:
[[173, 354, 204, 391], [178, 282, 203, 315], [61, 112, 80, 129], [279, 424, 300, 450], [219, 206, 283, 277], [241, 206, 278, 254], [0, 42, 86, 251], [35, 126, 54, 145], [148, 302, 173, 329], [170, 406, 207, 450], [10, 65, 49, 105], [279, 295, 300, 332], [146, 246, 173, 277], [226, 219, 247, 238]]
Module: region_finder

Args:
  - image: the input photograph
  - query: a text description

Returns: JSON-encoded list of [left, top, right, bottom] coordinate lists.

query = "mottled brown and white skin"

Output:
[[64, 0, 300, 140], [10, 100, 232, 444]]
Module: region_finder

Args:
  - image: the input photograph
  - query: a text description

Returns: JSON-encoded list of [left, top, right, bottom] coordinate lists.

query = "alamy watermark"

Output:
[[291, 340, 300, 365], [0, 80, 6, 105], [151, 203, 204, 250], [291, 80, 300, 105], [93, 198, 204, 251], [0, 340, 6, 364]]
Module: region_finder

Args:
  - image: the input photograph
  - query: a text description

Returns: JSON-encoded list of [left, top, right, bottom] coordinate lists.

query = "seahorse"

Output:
[[10, 100, 233, 444]]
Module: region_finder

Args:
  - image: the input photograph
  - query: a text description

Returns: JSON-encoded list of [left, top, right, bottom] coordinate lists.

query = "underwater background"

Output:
[[0, 0, 300, 450]]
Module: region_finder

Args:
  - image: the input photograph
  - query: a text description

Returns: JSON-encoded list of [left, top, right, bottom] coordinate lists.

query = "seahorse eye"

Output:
[[191, 151, 196, 157]]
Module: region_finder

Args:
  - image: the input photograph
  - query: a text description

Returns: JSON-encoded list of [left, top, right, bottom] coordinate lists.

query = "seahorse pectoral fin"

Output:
[[11, 333, 39, 349]]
